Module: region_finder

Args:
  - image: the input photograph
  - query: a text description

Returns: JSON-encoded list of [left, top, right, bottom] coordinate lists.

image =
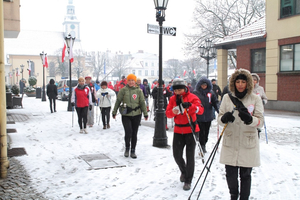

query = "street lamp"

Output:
[[20, 64, 24, 94], [40, 51, 47, 101], [152, 0, 169, 147], [12, 69, 15, 84], [198, 39, 216, 78], [65, 33, 76, 112]]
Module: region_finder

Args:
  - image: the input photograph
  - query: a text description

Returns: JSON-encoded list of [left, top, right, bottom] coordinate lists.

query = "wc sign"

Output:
[[147, 24, 176, 36]]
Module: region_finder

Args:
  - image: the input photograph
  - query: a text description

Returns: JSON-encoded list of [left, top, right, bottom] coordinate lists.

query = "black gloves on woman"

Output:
[[238, 107, 253, 125], [221, 112, 235, 123]]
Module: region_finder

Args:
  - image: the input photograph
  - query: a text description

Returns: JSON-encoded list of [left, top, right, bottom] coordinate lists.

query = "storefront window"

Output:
[[251, 48, 266, 73], [280, 44, 300, 72]]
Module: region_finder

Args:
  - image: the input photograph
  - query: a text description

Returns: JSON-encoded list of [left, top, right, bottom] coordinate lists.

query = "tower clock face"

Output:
[[70, 24, 75, 29]]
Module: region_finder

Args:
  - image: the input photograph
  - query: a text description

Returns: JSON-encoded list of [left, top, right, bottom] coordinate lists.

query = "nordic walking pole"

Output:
[[96, 98, 99, 124], [72, 105, 74, 127], [188, 107, 236, 200], [179, 97, 205, 164], [263, 112, 268, 144]]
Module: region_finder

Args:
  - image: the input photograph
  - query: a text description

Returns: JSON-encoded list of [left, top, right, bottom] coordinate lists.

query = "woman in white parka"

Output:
[[218, 69, 264, 200]]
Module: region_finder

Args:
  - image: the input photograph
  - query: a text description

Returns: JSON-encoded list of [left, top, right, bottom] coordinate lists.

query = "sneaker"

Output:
[[180, 174, 185, 182], [83, 129, 88, 134], [107, 124, 110, 129], [79, 129, 83, 134], [124, 148, 130, 157], [183, 183, 191, 191], [103, 125, 107, 129]]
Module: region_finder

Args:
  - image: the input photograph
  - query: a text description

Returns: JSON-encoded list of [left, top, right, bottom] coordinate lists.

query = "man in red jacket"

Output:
[[166, 78, 204, 191]]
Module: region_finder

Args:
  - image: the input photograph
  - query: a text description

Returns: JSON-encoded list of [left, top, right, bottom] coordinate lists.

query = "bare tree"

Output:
[[163, 59, 183, 80], [110, 52, 131, 80], [184, 0, 265, 67]]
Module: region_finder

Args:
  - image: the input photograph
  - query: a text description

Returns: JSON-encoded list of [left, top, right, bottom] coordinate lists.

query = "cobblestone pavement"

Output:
[[0, 158, 47, 200]]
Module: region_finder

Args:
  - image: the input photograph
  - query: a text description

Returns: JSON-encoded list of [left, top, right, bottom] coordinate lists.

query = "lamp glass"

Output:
[[40, 52, 44, 61], [206, 39, 212, 48], [20, 64, 24, 70], [211, 47, 217, 56], [154, 0, 169, 9], [199, 45, 205, 55]]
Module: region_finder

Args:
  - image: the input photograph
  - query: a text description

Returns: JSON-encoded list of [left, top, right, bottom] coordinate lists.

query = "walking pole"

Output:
[[188, 107, 236, 200], [72, 106, 74, 127], [179, 97, 205, 164], [96, 98, 99, 124], [263, 112, 268, 144]]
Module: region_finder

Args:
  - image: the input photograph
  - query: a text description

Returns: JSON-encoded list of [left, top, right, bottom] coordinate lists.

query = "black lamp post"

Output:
[[12, 69, 15, 84], [65, 33, 76, 112], [20, 64, 24, 81], [152, 0, 169, 147], [40, 51, 47, 101], [199, 39, 216, 78]]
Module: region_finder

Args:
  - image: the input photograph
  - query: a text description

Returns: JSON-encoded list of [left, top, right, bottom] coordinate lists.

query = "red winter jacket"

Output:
[[166, 88, 204, 134], [71, 85, 92, 108]]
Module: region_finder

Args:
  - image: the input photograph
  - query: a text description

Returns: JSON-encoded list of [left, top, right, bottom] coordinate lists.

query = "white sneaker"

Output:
[[79, 129, 83, 133], [83, 129, 88, 134]]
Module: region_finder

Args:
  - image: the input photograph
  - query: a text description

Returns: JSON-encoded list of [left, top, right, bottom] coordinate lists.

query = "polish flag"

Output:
[[193, 69, 196, 75], [183, 70, 186, 76], [62, 43, 66, 62], [16, 68, 20, 76], [45, 54, 48, 68], [69, 40, 74, 63], [28, 60, 31, 75]]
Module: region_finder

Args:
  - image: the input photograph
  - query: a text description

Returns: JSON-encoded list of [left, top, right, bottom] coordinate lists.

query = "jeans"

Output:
[[101, 107, 111, 126]]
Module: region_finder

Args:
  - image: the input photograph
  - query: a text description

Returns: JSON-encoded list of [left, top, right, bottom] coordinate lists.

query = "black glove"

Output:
[[182, 102, 192, 108], [176, 95, 182, 106], [112, 114, 116, 118], [238, 107, 253, 125], [71, 102, 75, 107], [144, 116, 148, 120], [89, 105, 92, 110], [221, 112, 235, 123]]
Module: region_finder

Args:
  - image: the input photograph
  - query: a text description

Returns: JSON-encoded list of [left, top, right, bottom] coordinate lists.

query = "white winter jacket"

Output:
[[96, 88, 115, 108], [218, 69, 264, 168]]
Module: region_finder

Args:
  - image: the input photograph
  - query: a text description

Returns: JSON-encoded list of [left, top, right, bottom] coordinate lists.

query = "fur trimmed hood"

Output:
[[229, 68, 253, 96]]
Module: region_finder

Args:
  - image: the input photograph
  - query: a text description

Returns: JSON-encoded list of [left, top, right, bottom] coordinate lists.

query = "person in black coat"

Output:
[[193, 77, 219, 153], [47, 79, 58, 113]]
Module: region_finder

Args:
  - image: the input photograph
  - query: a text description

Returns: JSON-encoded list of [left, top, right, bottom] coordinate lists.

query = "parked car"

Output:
[[57, 79, 78, 101]]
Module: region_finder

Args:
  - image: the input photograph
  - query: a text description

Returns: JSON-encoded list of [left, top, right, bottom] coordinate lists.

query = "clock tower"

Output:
[[63, 0, 80, 41]]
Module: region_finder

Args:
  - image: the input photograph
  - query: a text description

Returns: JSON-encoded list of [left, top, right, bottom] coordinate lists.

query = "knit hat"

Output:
[[211, 79, 216, 82], [127, 74, 137, 82], [101, 81, 107, 86], [85, 76, 92, 80], [235, 74, 247, 81], [172, 78, 186, 90]]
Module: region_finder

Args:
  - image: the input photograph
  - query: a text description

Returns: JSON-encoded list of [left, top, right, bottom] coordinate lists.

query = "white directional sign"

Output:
[[147, 24, 176, 36]]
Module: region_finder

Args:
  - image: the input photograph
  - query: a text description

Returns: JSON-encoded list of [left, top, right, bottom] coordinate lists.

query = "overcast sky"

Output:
[[20, 0, 196, 61]]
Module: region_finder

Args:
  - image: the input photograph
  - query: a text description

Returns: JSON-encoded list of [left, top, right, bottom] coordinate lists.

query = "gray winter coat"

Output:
[[251, 73, 268, 105], [218, 69, 264, 168]]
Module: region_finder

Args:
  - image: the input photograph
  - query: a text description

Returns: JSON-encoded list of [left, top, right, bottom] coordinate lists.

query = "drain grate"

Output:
[[79, 154, 126, 170], [8, 148, 27, 157]]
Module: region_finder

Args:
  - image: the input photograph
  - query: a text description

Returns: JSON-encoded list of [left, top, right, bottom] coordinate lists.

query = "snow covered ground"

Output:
[[7, 96, 300, 200]]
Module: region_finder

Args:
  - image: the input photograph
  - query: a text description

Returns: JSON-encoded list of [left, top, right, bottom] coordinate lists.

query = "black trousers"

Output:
[[75, 107, 88, 129], [198, 121, 211, 146], [121, 115, 142, 150], [173, 133, 196, 184], [49, 97, 56, 112], [101, 107, 111, 126], [225, 165, 252, 200]]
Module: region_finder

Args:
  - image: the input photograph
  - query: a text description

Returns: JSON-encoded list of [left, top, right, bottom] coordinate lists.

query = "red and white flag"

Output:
[[16, 68, 20, 76], [62, 43, 66, 62], [28, 60, 32, 75], [45, 54, 48, 68], [183, 70, 187, 76], [69, 40, 74, 63], [193, 69, 196, 75]]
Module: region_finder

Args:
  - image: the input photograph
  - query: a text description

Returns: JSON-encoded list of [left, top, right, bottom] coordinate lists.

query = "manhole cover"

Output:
[[79, 154, 126, 170]]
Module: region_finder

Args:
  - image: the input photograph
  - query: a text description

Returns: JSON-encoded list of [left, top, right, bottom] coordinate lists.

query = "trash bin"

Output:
[[36, 87, 41, 98]]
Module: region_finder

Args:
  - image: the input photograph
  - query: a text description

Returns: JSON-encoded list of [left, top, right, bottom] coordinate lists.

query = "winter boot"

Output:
[[103, 125, 107, 129], [130, 149, 137, 159], [230, 194, 239, 200], [83, 129, 88, 134], [183, 183, 191, 191], [79, 129, 83, 134], [107, 124, 110, 129], [124, 148, 130, 157]]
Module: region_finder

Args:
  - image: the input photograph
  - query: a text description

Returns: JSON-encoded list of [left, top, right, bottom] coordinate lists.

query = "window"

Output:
[[138, 70, 142, 76], [151, 70, 154, 76], [145, 70, 148, 76], [251, 48, 266, 73], [280, 43, 300, 71], [152, 62, 154, 67], [132, 70, 136, 74], [280, 0, 300, 18], [145, 62, 148, 67]]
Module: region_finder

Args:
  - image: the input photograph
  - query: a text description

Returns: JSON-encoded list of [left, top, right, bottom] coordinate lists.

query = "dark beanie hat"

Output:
[[172, 78, 186, 90], [101, 81, 107, 86], [235, 74, 247, 81]]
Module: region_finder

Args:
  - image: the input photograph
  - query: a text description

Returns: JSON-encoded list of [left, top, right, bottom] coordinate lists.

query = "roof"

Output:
[[4, 30, 78, 56], [215, 16, 266, 48]]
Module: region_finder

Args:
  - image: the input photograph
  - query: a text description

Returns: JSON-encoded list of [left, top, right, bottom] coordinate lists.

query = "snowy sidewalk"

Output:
[[3, 96, 300, 199]]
